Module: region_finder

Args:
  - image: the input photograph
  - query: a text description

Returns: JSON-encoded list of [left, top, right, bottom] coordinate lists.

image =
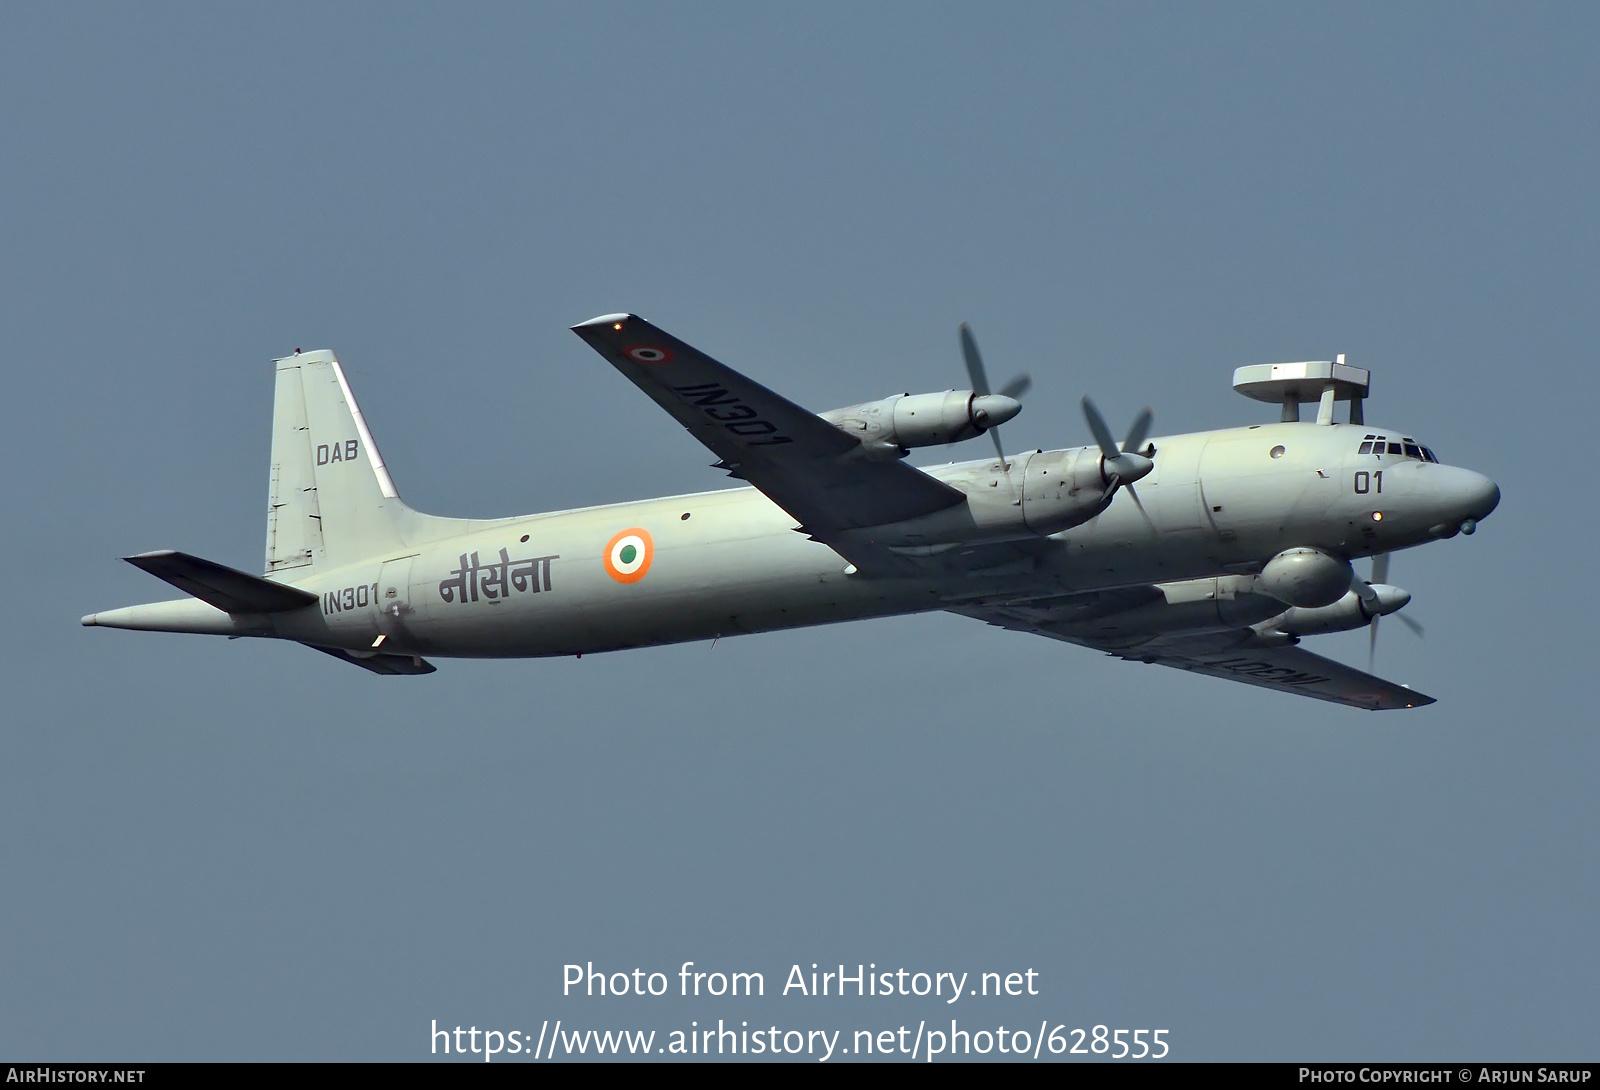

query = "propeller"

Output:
[[959, 322, 1031, 466], [1363, 552, 1425, 670], [1081, 396, 1156, 528]]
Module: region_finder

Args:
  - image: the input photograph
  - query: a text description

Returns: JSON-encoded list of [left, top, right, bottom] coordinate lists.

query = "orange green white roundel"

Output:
[[625, 345, 671, 365], [602, 528, 654, 583]]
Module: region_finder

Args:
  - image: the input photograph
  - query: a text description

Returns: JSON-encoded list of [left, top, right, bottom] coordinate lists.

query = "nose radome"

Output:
[[1427, 466, 1500, 527], [1465, 472, 1500, 520]]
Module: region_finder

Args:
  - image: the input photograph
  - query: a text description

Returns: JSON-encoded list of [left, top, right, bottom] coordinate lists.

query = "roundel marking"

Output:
[[603, 528, 655, 583], [625, 345, 672, 365]]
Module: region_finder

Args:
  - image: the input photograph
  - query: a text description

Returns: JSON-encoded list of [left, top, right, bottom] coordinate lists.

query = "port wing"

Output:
[[571, 314, 966, 539]]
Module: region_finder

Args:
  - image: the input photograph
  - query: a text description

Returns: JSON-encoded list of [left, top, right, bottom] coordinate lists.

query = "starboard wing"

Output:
[[951, 593, 1435, 710]]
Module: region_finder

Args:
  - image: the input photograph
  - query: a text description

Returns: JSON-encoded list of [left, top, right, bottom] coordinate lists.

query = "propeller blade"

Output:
[[956, 323, 1026, 463], [960, 322, 1021, 470], [1365, 553, 1422, 667], [1121, 407, 1154, 454], [1351, 575, 1379, 605], [1081, 397, 1120, 461], [1370, 605, 1423, 671], [1125, 482, 1157, 533], [1083, 396, 1156, 488], [997, 373, 1032, 400], [958, 322, 991, 397], [1367, 550, 1392, 670]]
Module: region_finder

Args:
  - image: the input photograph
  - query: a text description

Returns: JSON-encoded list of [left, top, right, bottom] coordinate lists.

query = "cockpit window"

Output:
[[1356, 434, 1433, 462]]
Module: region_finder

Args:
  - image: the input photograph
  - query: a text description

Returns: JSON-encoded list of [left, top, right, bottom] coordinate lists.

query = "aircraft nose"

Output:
[[1462, 471, 1500, 520], [1434, 466, 1500, 523]]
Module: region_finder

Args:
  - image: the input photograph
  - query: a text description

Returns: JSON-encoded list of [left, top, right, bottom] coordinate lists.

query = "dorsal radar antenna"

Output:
[[1231, 355, 1371, 425]]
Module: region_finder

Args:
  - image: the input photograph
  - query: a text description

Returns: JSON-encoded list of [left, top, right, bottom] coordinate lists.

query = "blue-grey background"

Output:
[[2, 2, 1593, 1061]]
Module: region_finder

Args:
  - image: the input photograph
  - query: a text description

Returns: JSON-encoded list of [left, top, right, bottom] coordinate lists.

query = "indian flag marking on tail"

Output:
[[603, 528, 654, 583]]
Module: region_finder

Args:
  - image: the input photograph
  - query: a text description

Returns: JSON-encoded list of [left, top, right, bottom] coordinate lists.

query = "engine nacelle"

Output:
[[819, 390, 1022, 455], [837, 447, 1113, 549], [1256, 547, 1353, 608], [1018, 446, 1120, 535], [1272, 585, 1412, 636]]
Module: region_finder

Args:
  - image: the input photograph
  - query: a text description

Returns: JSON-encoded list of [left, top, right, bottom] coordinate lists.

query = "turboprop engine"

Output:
[[838, 400, 1159, 551], [826, 323, 1159, 550], [1271, 585, 1411, 636], [1256, 547, 1355, 608], [819, 390, 1022, 458], [819, 321, 1033, 461], [837, 445, 1120, 551]]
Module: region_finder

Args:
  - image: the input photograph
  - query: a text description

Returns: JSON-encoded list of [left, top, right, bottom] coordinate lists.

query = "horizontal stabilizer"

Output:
[[124, 550, 318, 614], [309, 645, 437, 675]]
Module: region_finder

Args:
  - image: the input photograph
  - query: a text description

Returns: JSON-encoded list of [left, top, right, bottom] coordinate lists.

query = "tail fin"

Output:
[[266, 350, 410, 574]]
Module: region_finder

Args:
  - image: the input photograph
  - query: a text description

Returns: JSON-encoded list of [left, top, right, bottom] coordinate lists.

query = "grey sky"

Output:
[[2, 2, 1595, 1060]]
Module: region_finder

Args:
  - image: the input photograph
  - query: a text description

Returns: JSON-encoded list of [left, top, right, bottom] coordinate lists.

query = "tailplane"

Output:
[[128, 549, 318, 612]]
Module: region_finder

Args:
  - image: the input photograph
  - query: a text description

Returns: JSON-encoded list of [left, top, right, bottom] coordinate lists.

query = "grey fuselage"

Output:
[[91, 421, 1499, 659]]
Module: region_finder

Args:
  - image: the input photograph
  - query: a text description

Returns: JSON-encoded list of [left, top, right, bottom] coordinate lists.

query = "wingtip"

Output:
[[81, 613, 98, 626], [572, 312, 636, 330], [124, 549, 178, 564]]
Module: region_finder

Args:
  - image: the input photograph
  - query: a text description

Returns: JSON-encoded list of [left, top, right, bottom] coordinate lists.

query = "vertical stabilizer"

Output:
[[266, 350, 406, 573]]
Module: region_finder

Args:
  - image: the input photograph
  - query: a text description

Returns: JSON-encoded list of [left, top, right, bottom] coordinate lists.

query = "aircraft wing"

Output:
[[950, 595, 1435, 711], [571, 314, 967, 540]]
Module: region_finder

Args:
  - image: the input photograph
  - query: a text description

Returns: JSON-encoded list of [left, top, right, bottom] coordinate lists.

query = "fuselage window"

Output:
[[1387, 442, 1402, 455], [1359, 441, 1374, 454], [1403, 442, 1422, 458], [1423, 447, 1439, 463]]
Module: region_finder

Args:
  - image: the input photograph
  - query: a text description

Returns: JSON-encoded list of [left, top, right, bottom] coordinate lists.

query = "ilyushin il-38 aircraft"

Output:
[[83, 315, 1498, 709]]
